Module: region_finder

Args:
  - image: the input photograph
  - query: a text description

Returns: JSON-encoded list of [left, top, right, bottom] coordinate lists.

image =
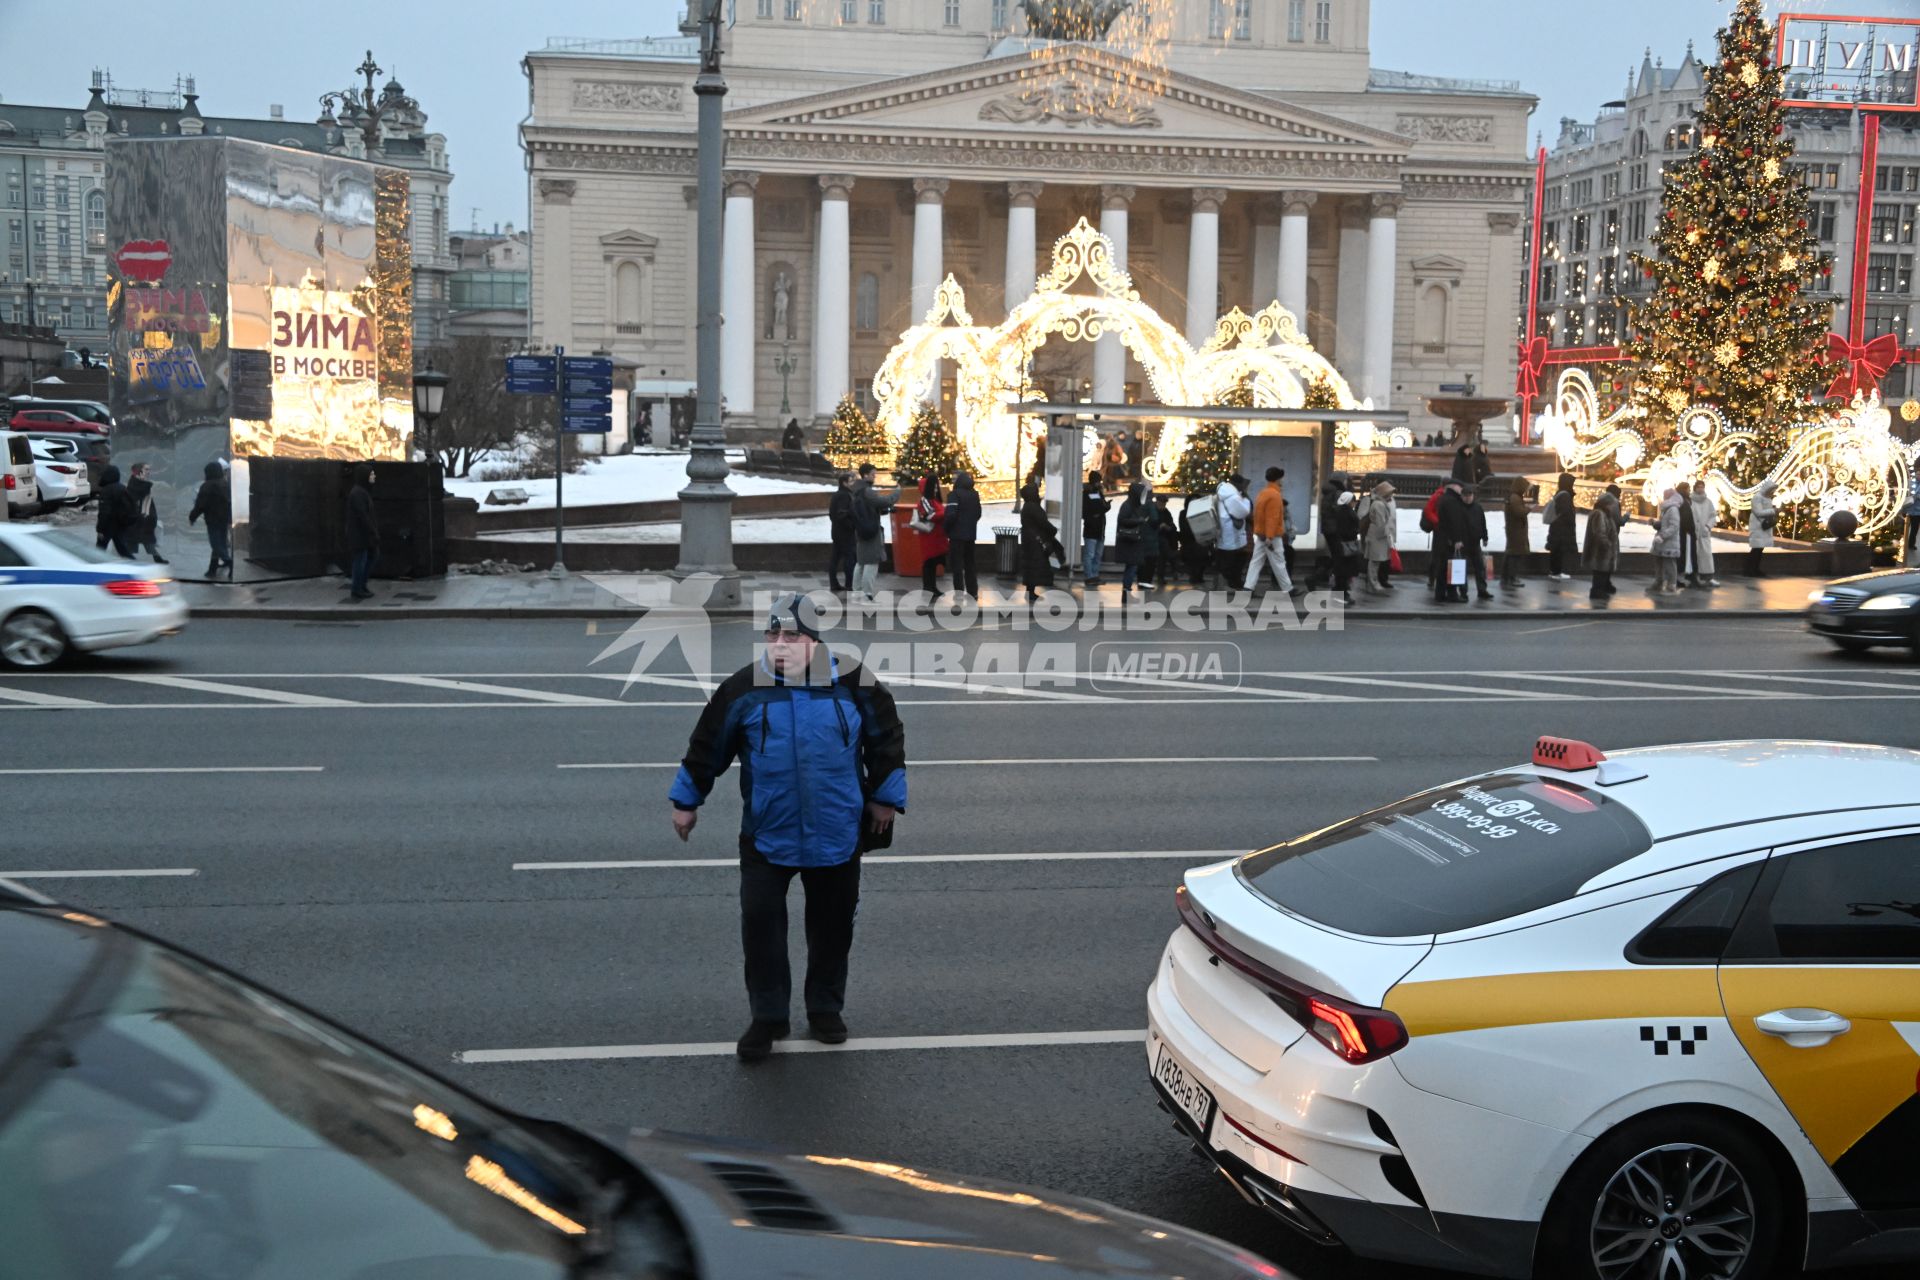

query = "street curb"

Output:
[[185, 605, 1806, 624]]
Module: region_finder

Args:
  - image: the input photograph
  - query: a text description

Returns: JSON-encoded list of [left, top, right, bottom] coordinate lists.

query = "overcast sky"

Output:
[[0, 1, 1899, 229]]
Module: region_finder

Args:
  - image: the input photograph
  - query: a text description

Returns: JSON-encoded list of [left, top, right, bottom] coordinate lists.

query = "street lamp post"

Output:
[[318, 51, 398, 154], [775, 342, 797, 418], [411, 361, 449, 468], [672, 0, 741, 606]]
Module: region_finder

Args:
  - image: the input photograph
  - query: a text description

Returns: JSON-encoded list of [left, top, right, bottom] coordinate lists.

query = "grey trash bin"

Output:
[[993, 525, 1020, 579]]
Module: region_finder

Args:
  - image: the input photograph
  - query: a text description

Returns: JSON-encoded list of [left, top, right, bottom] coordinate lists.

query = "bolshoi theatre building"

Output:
[[520, 1, 1537, 443]]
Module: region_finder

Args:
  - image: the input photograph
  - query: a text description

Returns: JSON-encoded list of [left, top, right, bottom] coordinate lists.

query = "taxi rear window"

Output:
[[1237, 773, 1654, 937]]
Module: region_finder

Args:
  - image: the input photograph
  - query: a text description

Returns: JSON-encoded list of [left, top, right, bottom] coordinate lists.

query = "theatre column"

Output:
[[720, 170, 758, 423], [1277, 190, 1317, 326], [1004, 180, 1043, 313], [1360, 192, 1401, 406], [1093, 184, 1133, 404], [812, 173, 855, 419], [1185, 187, 1226, 346]]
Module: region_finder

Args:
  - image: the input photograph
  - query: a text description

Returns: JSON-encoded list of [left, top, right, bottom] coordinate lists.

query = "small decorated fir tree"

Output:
[[1301, 372, 1343, 411], [1170, 379, 1249, 493], [822, 395, 891, 468], [893, 405, 978, 484]]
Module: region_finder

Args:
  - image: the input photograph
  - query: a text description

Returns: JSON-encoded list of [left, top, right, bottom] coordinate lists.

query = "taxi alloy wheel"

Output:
[[0, 609, 68, 669], [1590, 1143, 1757, 1280]]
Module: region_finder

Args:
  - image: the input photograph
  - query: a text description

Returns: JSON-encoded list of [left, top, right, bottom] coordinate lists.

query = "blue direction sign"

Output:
[[562, 373, 614, 397], [563, 356, 613, 377], [564, 396, 613, 416], [562, 415, 613, 434], [505, 354, 556, 395]]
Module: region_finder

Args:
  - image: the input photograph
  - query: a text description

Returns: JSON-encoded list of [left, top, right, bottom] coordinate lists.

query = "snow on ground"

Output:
[[489, 498, 1752, 553], [446, 450, 832, 511]]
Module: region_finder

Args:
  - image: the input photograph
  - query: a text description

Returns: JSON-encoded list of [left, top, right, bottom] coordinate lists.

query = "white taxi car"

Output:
[[0, 523, 188, 667], [1147, 737, 1920, 1280]]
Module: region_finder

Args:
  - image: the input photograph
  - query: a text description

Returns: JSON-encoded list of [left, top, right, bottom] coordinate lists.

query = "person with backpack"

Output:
[[1545, 472, 1578, 580], [1178, 490, 1212, 586], [913, 473, 948, 601], [827, 473, 857, 594], [849, 463, 897, 599], [1081, 471, 1110, 584], [126, 462, 167, 564], [943, 471, 982, 597], [1420, 482, 1450, 598], [1212, 473, 1251, 589], [187, 460, 233, 579]]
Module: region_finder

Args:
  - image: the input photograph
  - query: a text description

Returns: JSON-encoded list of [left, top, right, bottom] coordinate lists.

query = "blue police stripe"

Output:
[[0, 568, 140, 586]]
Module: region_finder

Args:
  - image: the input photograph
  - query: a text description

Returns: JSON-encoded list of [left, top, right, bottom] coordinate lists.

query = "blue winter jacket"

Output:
[[669, 654, 908, 867]]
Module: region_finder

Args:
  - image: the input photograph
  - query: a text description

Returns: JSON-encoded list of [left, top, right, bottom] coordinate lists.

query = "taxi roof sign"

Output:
[[1534, 736, 1607, 771]]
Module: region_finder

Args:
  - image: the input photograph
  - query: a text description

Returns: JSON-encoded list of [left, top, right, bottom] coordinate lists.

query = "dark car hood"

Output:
[[621, 1128, 1277, 1279], [1828, 567, 1920, 592]]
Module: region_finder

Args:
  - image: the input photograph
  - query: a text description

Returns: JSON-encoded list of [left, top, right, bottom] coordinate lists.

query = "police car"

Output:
[[1147, 737, 1920, 1280], [0, 523, 187, 667]]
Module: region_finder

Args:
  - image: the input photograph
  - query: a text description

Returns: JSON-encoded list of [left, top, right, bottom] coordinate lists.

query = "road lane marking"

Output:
[[0, 766, 322, 776], [110, 675, 359, 706], [0, 685, 101, 706], [1494, 672, 1809, 698], [361, 675, 628, 705], [1703, 671, 1920, 693], [1254, 672, 1564, 699], [457, 1028, 1147, 1064], [514, 849, 1241, 871], [0, 868, 199, 878], [556, 756, 1371, 770]]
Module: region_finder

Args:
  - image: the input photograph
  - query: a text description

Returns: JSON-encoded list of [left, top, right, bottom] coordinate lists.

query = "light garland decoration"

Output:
[[868, 217, 1384, 484], [1541, 367, 1914, 536]]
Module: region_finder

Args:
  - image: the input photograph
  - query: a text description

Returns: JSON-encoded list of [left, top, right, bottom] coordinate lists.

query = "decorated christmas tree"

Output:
[[1170, 379, 1249, 493], [822, 394, 891, 469], [893, 405, 978, 484], [1301, 372, 1343, 411], [1625, 0, 1833, 478]]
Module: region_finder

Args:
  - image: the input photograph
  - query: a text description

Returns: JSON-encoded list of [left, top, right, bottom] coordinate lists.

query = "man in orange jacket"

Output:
[[1243, 466, 1292, 592]]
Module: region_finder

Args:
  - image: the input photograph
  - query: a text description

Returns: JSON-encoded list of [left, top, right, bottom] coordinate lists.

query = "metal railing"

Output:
[[542, 35, 700, 59], [1369, 68, 1523, 95]]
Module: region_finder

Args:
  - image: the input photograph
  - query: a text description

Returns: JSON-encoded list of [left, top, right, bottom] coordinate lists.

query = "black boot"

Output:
[[736, 1019, 791, 1062]]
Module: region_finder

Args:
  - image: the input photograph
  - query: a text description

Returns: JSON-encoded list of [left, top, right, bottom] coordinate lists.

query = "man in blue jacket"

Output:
[[670, 594, 908, 1061]]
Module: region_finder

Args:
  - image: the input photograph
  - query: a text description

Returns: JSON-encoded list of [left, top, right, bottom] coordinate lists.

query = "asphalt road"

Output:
[[4, 611, 1917, 1279]]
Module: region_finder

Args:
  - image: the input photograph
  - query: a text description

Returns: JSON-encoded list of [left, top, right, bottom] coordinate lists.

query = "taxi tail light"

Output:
[[1175, 886, 1408, 1065], [103, 578, 163, 598]]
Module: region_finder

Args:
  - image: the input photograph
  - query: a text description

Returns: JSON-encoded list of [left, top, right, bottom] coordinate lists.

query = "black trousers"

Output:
[[950, 542, 979, 595], [921, 551, 948, 596], [740, 837, 862, 1022], [829, 538, 856, 591]]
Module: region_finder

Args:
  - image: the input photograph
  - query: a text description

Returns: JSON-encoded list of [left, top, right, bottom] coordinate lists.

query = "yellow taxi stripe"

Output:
[[1721, 967, 1920, 1164], [1385, 969, 1724, 1039]]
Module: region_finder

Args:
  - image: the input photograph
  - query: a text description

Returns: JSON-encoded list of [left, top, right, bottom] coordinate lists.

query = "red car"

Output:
[[7, 408, 109, 436]]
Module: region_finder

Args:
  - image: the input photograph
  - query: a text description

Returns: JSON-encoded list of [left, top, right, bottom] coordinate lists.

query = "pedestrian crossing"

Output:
[[1, 666, 1918, 709]]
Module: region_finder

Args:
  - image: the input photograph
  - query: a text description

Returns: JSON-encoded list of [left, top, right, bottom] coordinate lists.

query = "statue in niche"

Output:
[[769, 270, 793, 340]]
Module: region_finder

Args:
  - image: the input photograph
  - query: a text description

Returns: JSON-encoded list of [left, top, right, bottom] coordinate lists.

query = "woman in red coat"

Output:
[[916, 473, 949, 601]]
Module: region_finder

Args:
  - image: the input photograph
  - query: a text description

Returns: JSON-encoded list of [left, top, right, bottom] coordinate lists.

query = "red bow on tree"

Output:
[[1516, 336, 1548, 399], [1824, 332, 1900, 401]]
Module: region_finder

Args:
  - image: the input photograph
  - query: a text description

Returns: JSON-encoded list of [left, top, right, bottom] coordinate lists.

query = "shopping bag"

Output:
[[1448, 557, 1468, 586], [1388, 548, 1403, 573], [1484, 554, 1497, 580]]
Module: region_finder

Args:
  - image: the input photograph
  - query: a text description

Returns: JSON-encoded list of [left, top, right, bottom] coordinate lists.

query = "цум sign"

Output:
[[1776, 15, 1920, 110]]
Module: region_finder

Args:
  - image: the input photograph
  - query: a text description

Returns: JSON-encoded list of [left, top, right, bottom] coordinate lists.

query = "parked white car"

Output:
[[28, 437, 91, 507], [1, 431, 39, 517], [0, 523, 187, 667]]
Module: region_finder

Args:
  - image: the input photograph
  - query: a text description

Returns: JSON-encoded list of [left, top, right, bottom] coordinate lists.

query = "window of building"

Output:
[[856, 271, 880, 331], [83, 257, 95, 286], [1314, 0, 1332, 43], [1414, 283, 1449, 349], [1602, 207, 1619, 250], [991, 0, 1007, 28], [83, 299, 95, 330], [1627, 202, 1648, 242], [1812, 200, 1837, 243], [1570, 178, 1594, 205], [1565, 305, 1588, 344], [1571, 213, 1591, 253], [757, 0, 772, 16], [6, 218, 19, 246], [1286, 0, 1304, 41], [1865, 304, 1911, 345], [53, 175, 70, 210], [1631, 130, 1648, 157], [1570, 261, 1589, 302], [1601, 172, 1619, 200], [840, 0, 856, 20], [1867, 254, 1913, 294], [1727, 836, 1920, 962], [868, 0, 885, 23], [1873, 204, 1917, 245], [1234, 0, 1252, 39], [1876, 165, 1919, 193], [616, 261, 645, 331], [944, 0, 960, 25], [4, 170, 18, 206], [1629, 162, 1648, 191], [29, 175, 45, 208], [1208, 0, 1227, 38], [1546, 185, 1563, 213], [1540, 262, 1557, 302], [784, 0, 800, 18]]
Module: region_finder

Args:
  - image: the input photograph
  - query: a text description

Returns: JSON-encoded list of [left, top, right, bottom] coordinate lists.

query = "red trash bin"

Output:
[[889, 504, 925, 577]]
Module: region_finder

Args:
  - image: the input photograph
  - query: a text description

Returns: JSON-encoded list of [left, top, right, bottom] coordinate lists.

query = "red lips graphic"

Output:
[[115, 240, 172, 284]]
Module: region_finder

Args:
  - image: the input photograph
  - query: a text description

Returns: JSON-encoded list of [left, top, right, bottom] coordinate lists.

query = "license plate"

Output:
[[1151, 1036, 1215, 1138]]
